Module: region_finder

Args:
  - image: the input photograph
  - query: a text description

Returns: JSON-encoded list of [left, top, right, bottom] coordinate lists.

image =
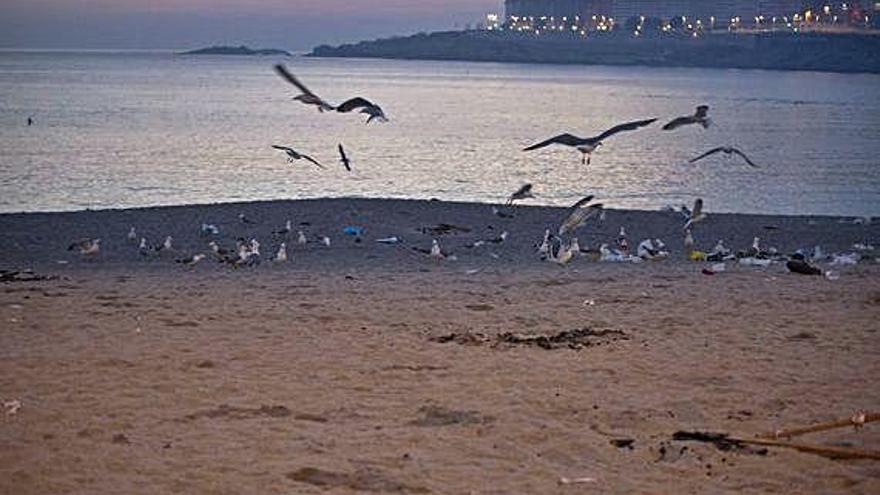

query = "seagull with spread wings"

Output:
[[272, 145, 324, 169], [663, 105, 711, 131], [683, 198, 707, 231], [524, 118, 657, 165], [689, 146, 759, 168], [336, 97, 388, 124], [558, 197, 604, 236], [273, 64, 335, 112]]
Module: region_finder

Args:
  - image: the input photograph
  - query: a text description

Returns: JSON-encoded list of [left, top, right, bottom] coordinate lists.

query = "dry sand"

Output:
[[1, 198, 879, 494]]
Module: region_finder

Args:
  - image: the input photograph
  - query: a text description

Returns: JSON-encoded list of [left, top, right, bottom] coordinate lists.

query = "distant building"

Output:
[[504, 0, 612, 18], [502, 1, 876, 25]]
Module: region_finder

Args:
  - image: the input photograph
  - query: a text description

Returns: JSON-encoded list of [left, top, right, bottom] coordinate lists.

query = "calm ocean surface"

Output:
[[1, 50, 878, 216]]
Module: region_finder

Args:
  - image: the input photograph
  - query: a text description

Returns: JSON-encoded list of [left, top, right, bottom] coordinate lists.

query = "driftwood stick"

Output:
[[757, 412, 879, 440], [739, 438, 880, 461]]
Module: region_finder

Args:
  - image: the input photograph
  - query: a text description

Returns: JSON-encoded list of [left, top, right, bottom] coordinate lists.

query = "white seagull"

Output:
[[683, 198, 707, 231], [274, 243, 288, 263]]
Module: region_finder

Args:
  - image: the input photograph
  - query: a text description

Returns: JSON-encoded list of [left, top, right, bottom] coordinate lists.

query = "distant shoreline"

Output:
[[309, 30, 880, 75], [181, 45, 291, 56]]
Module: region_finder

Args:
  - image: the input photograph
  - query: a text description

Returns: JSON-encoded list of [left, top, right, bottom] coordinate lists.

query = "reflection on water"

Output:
[[0, 51, 878, 216]]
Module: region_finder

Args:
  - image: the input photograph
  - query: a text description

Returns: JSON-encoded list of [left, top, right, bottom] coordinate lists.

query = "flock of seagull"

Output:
[[269, 64, 759, 172], [65, 64, 774, 269]]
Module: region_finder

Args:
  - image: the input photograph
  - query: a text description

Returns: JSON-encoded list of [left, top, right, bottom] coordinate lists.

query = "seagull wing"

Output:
[[273, 65, 316, 97], [301, 154, 325, 169], [558, 204, 603, 236], [338, 144, 351, 171], [337, 97, 375, 113], [662, 116, 692, 131], [523, 133, 584, 151], [568, 195, 595, 210], [272, 145, 294, 153], [512, 183, 532, 197], [688, 147, 726, 163], [730, 147, 759, 168], [692, 198, 704, 218], [594, 118, 657, 141]]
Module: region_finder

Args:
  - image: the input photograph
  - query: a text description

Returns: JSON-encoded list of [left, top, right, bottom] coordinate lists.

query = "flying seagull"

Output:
[[506, 184, 534, 206], [273, 64, 335, 112], [663, 105, 711, 131], [559, 200, 604, 236], [272, 145, 324, 169], [524, 118, 657, 165], [338, 144, 351, 172], [337, 97, 388, 124], [689, 146, 759, 168], [683, 198, 707, 231]]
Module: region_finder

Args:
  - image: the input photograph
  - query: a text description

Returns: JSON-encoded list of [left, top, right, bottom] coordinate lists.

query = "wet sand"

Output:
[[1, 198, 879, 494]]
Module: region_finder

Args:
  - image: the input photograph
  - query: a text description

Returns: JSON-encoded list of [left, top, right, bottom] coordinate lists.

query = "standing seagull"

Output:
[[689, 146, 759, 168], [272, 145, 324, 169], [506, 184, 535, 206], [663, 105, 711, 131], [273, 65, 335, 112], [336, 97, 388, 124], [524, 118, 657, 165], [338, 144, 351, 172]]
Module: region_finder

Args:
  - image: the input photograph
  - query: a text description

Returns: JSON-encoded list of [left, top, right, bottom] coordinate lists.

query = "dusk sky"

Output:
[[0, 0, 502, 51]]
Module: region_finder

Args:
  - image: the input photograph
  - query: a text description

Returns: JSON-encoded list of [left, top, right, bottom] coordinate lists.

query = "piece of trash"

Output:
[[376, 237, 401, 244], [689, 250, 707, 261], [787, 260, 822, 276], [343, 226, 364, 236], [200, 223, 220, 235], [4, 399, 22, 416], [583, 299, 596, 307], [825, 270, 840, 281], [830, 253, 859, 266], [738, 257, 772, 267], [465, 269, 480, 275], [558, 477, 596, 485]]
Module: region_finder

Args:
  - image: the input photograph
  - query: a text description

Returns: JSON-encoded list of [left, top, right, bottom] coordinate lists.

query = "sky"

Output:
[[0, 0, 503, 51]]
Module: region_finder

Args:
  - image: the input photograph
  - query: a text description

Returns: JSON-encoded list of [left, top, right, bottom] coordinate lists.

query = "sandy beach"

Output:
[[1, 198, 879, 494]]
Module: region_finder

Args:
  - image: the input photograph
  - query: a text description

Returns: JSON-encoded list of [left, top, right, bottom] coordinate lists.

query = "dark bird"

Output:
[[338, 144, 351, 172], [524, 118, 657, 165], [272, 145, 324, 169], [663, 105, 711, 131], [506, 184, 535, 206], [27, 117, 34, 126], [336, 97, 388, 124], [689, 146, 759, 168], [273, 64, 335, 112], [239, 213, 257, 225]]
